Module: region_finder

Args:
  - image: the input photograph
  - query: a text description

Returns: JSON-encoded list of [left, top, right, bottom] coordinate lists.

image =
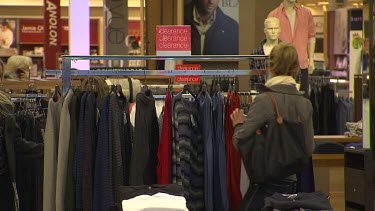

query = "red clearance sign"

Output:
[[156, 25, 191, 52], [175, 64, 200, 84], [44, 0, 61, 70]]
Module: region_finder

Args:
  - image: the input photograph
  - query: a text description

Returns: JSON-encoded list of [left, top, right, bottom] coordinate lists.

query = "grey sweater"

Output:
[[233, 84, 314, 156], [56, 89, 74, 211], [43, 97, 63, 211]]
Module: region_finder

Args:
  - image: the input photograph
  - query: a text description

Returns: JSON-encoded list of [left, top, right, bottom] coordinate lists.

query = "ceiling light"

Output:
[[317, 2, 330, 5], [306, 3, 316, 6]]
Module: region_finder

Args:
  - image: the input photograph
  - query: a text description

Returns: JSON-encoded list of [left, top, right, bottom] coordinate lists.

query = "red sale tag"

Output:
[[175, 64, 201, 84]]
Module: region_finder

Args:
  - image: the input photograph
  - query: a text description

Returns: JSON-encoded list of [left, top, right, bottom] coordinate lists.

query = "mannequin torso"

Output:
[[283, 0, 296, 37], [268, 0, 316, 71]]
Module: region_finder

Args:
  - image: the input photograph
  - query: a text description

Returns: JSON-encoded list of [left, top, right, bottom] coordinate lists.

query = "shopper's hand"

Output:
[[230, 108, 245, 127]]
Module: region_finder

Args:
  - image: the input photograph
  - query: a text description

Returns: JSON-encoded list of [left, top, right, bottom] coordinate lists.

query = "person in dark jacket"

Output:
[[230, 43, 314, 210], [0, 91, 44, 211], [184, 0, 239, 55]]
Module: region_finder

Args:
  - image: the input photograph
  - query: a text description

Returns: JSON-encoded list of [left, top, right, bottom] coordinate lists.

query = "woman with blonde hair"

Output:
[[3, 55, 32, 80], [231, 43, 314, 210], [0, 91, 43, 211]]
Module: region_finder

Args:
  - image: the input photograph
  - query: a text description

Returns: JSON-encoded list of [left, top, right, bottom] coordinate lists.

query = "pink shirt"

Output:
[[268, 3, 316, 69]]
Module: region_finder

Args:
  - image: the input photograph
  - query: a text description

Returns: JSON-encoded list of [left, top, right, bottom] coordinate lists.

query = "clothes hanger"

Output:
[[142, 70, 149, 92], [183, 84, 197, 101], [52, 84, 61, 102], [228, 77, 232, 94], [200, 78, 207, 95], [167, 77, 173, 95], [110, 84, 117, 93], [92, 79, 97, 93], [116, 81, 127, 103]]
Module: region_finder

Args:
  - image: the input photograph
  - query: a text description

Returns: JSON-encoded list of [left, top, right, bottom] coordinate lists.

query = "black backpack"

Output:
[[238, 92, 309, 184]]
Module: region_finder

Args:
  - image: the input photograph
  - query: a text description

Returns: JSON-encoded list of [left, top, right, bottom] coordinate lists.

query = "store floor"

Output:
[[313, 154, 345, 210]]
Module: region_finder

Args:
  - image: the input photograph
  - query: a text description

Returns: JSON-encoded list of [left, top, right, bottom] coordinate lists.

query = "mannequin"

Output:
[[263, 17, 281, 55], [249, 17, 282, 91], [249, 17, 281, 70], [268, 0, 316, 96]]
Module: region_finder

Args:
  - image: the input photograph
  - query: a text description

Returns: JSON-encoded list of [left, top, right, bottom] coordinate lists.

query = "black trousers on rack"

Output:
[[299, 68, 309, 98], [0, 173, 16, 211]]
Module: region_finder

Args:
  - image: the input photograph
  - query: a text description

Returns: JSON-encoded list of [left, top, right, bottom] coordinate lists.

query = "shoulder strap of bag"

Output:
[[266, 92, 283, 124]]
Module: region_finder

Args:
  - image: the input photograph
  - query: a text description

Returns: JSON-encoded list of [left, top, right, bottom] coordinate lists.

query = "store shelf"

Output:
[[314, 135, 362, 143], [1, 80, 81, 90], [312, 154, 344, 167]]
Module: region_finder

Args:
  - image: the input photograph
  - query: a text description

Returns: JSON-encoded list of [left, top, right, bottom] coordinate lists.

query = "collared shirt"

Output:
[[193, 6, 216, 54], [268, 3, 316, 69], [249, 39, 268, 70], [249, 39, 282, 70]]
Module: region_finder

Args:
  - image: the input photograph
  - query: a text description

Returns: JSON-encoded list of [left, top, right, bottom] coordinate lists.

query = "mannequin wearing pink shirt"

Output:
[[268, 0, 316, 96]]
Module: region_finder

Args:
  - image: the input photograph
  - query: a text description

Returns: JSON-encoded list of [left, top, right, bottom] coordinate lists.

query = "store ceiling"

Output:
[[0, 0, 141, 7], [299, 0, 363, 7], [1, 0, 363, 8]]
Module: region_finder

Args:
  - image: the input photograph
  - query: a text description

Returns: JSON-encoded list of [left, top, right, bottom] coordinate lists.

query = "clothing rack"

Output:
[[147, 84, 184, 89], [45, 55, 268, 95], [153, 93, 193, 100], [237, 91, 258, 96], [9, 93, 49, 98]]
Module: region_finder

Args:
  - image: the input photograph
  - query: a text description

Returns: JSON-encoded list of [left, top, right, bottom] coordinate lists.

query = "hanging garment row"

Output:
[[8, 93, 48, 211], [42, 75, 259, 211], [309, 78, 354, 135]]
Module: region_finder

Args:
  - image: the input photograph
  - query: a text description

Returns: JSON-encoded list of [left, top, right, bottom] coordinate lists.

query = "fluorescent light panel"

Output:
[[317, 2, 330, 5]]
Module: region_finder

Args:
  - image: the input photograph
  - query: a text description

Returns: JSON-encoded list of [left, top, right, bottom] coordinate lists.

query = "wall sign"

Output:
[[104, 0, 128, 56], [44, 0, 61, 70], [20, 19, 99, 45], [156, 25, 191, 56]]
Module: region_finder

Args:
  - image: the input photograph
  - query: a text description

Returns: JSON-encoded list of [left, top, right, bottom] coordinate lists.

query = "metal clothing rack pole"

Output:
[[9, 93, 49, 98], [59, 55, 269, 95]]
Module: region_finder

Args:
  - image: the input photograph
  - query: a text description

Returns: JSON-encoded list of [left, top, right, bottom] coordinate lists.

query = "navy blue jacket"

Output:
[[184, 3, 239, 55]]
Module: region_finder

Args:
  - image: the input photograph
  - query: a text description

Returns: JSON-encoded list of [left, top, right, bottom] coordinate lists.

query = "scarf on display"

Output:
[[265, 75, 297, 87]]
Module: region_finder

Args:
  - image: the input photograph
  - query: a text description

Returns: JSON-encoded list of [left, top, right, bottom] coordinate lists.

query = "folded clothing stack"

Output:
[[313, 140, 344, 154], [263, 191, 333, 211], [122, 193, 188, 211], [344, 120, 362, 138]]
